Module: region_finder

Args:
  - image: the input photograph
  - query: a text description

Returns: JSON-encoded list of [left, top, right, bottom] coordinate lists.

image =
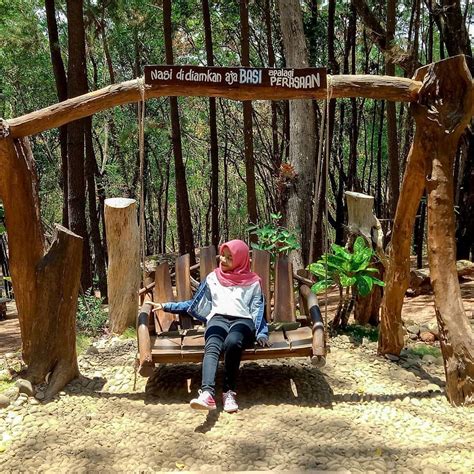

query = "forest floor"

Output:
[[0, 281, 473, 472]]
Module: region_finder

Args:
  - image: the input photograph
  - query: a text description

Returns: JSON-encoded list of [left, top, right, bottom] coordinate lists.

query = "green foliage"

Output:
[[408, 344, 441, 359], [76, 288, 108, 336], [307, 236, 385, 297], [247, 213, 300, 257], [120, 327, 137, 340], [0, 204, 5, 234], [342, 324, 379, 343], [76, 334, 92, 356]]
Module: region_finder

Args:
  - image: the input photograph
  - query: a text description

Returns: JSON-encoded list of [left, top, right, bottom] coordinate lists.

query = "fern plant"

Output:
[[307, 236, 384, 330], [76, 288, 108, 336]]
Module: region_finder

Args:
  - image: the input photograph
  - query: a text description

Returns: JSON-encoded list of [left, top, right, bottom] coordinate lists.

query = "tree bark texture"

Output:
[[66, 0, 92, 290], [202, 0, 219, 248], [45, 0, 69, 227], [386, 0, 400, 218], [26, 225, 82, 399], [277, 0, 317, 268], [240, 0, 258, 228], [163, 0, 196, 264], [104, 198, 140, 334], [418, 56, 474, 406], [0, 137, 81, 395], [378, 78, 427, 356]]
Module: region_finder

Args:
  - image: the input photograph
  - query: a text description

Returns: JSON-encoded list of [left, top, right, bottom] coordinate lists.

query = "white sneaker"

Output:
[[189, 389, 216, 411], [222, 390, 238, 413]]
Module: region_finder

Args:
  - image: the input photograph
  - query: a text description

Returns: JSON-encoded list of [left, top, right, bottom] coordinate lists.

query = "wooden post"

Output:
[[104, 198, 140, 334], [27, 225, 82, 398], [0, 136, 81, 397], [378, 65, 434, 357], [345, 191, 385, 326], [417, 56, 474, 406]]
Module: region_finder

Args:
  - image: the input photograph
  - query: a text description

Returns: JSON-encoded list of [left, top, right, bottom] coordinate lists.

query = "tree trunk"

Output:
[[104, 198, 140, 334], [240, 0, 258, 229], [66, 0, 92, 290], [378, 68, 427, 356], [0, 137, 81, 396], [45, 0, 69, 227], [277, 0, 317, 268], [418, 56, 474, 406], [386, 0, 400, 218], [26, 225, 81, 399], [202, 0, 219, 248], [85, 117, 107, 298], [163, 0, 196, 264]]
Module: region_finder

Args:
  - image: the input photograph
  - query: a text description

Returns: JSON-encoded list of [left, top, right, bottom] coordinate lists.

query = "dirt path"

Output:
[[0, 282, 473, 471], [0, 334, 473, 471]]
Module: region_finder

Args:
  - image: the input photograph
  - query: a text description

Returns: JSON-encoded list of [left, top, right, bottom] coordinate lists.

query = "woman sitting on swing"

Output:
[[151, 239, 269, 413]]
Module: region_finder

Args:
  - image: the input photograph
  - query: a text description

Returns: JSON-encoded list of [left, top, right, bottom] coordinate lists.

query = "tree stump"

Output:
[[0, 137, 82, 397], [26, 225, 82, 398], [104, 198, 140, 334], [345, 191, 385, 326]]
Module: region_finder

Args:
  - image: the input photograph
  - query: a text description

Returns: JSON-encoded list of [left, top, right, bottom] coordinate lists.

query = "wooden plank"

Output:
[[175, 254, 194, 329], [251, 249, 271, 322], [181, 335, 206, 354], [273, 255, 296, 322], [153, 263, 178, 333], [284, 327, 313, 351], [151, 335, 183, 362], [199, 245, 217, 280]]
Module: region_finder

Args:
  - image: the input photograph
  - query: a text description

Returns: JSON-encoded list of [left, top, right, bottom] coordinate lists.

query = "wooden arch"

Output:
[[0, 55, 473, 404]]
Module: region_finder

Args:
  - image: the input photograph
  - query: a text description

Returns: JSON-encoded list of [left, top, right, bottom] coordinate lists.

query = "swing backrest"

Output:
[[151, 245, 297, 334]]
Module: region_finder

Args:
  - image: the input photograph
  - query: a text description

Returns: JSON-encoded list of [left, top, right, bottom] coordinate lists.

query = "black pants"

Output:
[[201, 314, 255, 396]]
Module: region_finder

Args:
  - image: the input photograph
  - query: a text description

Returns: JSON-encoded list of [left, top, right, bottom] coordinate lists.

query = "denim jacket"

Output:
[[162, 279, 269, 340]]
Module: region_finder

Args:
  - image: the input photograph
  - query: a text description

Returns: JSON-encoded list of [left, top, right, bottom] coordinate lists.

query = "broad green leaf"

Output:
[[311, 279, 334, 294], [371, 277, 385, 287], [353, 236, 367, 253], [356, 274, 373, 297], [307, 262, 327, 278], [340, 274, 357, 287], [331, 244, 351, 260]]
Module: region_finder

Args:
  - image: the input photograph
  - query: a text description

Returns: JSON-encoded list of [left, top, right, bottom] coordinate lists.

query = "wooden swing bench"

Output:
[[136, 246, 326, 376]]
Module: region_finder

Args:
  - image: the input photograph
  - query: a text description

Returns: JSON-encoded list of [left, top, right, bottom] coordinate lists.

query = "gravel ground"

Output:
[[0, 335, 473, 473]]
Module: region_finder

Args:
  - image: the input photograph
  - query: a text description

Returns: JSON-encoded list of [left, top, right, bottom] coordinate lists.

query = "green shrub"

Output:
[[247, 212, 300, 259], [76, 333, 92, 355], [408, 344, 441, 358], [76, 288, 108, 336], [120, 327, 137, 340], [342, 324, 379, 343]]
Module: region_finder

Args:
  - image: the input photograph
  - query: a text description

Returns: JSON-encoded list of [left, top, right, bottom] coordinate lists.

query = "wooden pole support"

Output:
[[104, 198, 140, 334]]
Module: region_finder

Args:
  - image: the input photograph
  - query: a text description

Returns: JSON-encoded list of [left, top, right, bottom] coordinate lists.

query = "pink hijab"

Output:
[[214, 240, 261, 287]]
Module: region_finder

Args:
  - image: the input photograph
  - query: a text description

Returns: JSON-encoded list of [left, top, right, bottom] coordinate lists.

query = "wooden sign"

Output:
[[145, 65, 327, 91]]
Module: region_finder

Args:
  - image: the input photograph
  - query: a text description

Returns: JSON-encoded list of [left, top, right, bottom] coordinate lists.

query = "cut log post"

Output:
[[26, 225, 82, 398], [0, 137, 82, 397], [417, 56, 474, 406], [104, 198, 140, 334], [345, 191, 385, 326]]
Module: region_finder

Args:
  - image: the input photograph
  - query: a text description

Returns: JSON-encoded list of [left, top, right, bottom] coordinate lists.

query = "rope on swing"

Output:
[[134, 76, 146, 392], [323, 75, 334, 350], [137, 76, 146, 285], [310, 74, 333, 352]]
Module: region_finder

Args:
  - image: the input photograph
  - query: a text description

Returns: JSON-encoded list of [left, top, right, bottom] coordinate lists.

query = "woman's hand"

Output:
[[257, 336, 271, 347], [149, 301, 163, 312]]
